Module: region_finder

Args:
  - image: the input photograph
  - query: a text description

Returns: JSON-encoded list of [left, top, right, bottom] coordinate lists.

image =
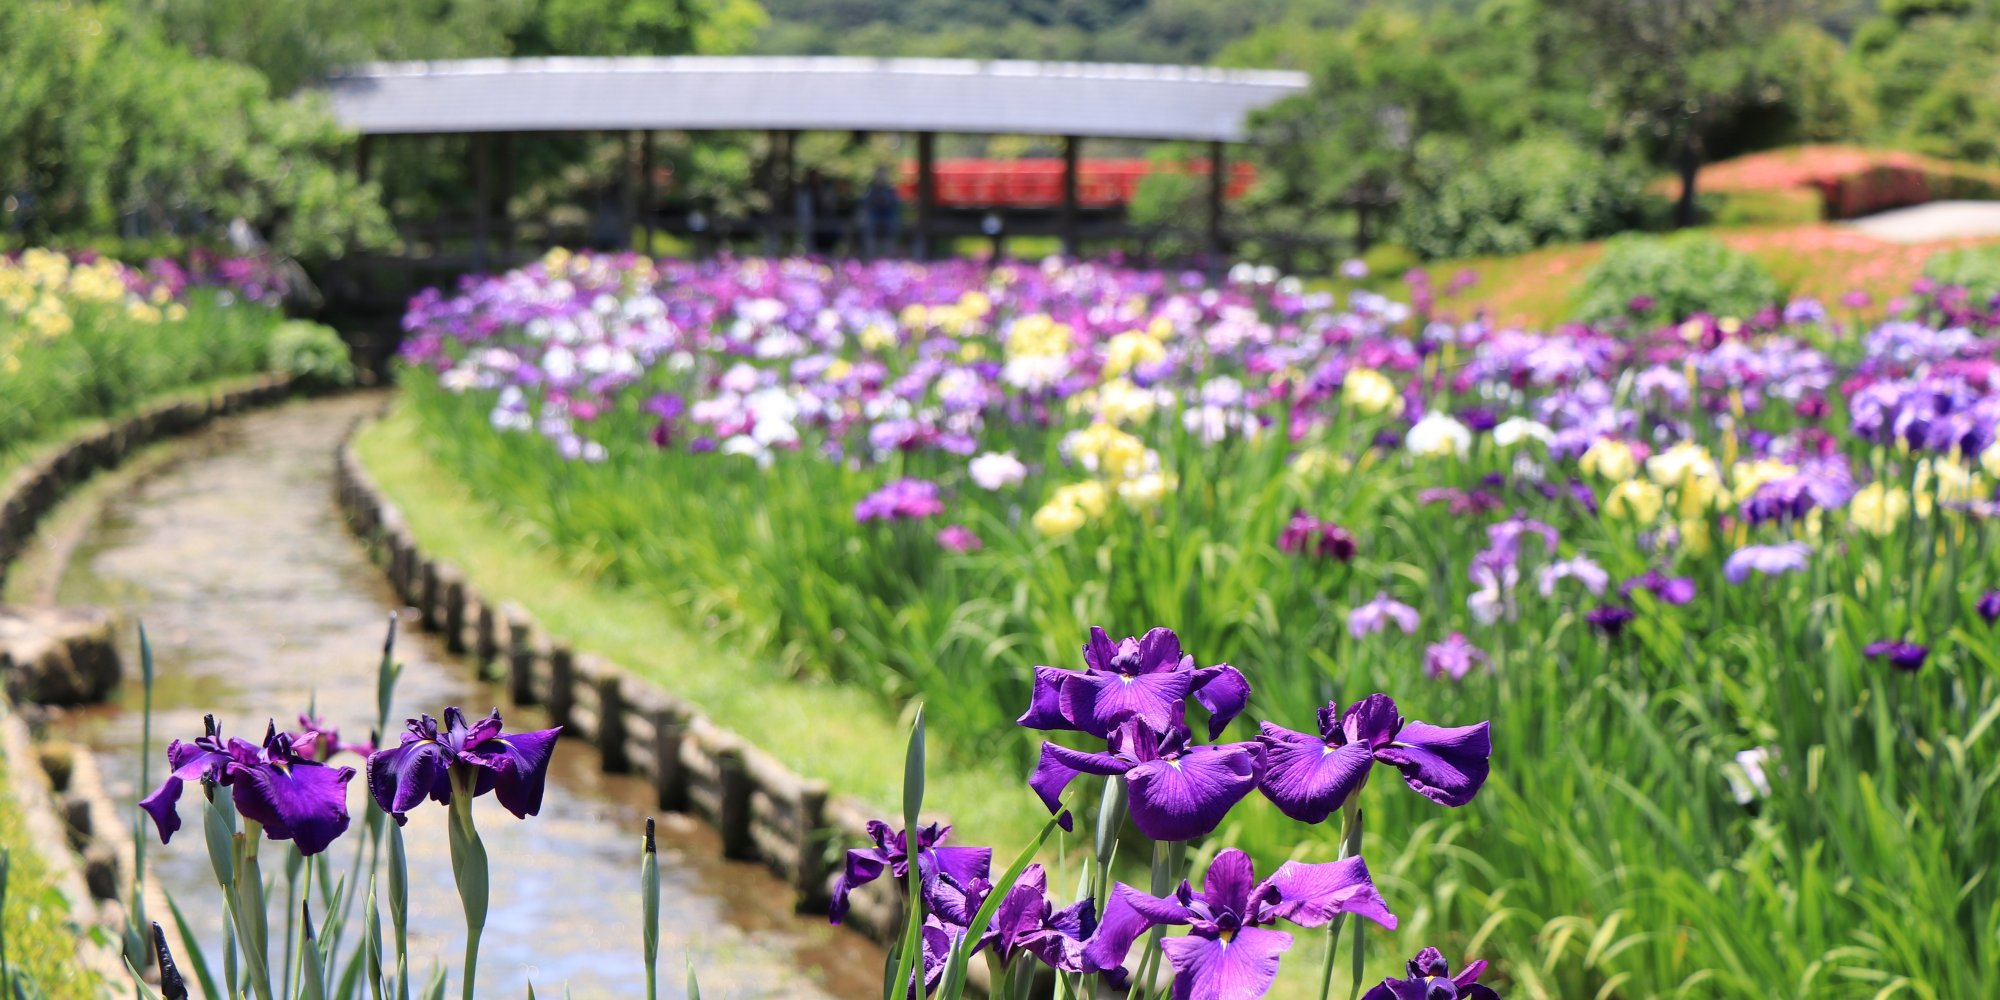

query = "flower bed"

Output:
[[1, 248, 287, 462], [394, 250, 2000, 996]]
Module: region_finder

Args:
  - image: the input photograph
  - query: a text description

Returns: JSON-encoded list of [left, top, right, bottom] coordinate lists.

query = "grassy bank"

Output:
[[1429, 223, 2000, 327]]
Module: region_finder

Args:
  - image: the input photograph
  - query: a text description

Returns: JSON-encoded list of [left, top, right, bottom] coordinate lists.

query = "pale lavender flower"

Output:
[[1723, 542, 1812, 584], [1424, 634, 1489, 681], [1537, 555, 1609, 597], [1348, 592, 1420, 639]]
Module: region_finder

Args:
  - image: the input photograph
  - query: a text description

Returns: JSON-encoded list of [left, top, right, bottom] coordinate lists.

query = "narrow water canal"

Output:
[[46, 394, 881, 999]]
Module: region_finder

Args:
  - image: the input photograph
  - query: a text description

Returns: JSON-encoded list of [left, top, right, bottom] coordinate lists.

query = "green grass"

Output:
[[355, 404, 1045, 849], [0, 745, 105, 997]]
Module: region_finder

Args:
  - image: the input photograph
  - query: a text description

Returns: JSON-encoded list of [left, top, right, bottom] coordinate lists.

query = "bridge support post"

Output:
[[914, 131, 936, 261], [639, 130, 655, 256], [1061, 135, 1081, 259], [471, 134, 491, 272], [1208, 139, 1227, 275]]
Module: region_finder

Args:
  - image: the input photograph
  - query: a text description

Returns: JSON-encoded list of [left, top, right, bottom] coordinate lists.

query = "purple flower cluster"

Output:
[[1278, 510, 1357, 562], [141, 717, 357, 856], [832, 624, 1494, 998], [855, 478, 947, 523]]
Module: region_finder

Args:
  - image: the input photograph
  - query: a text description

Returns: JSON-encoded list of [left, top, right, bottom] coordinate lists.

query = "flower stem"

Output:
[[445, 769, 489, 1000], [1345, 807, 1367, 1000], [641, 819, 660, 1000], [1316, 799, 1363, 1000]]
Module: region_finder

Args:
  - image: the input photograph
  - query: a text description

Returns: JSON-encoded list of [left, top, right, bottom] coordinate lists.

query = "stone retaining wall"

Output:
[[333, 426, 910, 942]]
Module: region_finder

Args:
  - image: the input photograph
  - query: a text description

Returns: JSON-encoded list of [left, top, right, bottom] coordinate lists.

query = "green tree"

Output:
[[1539, 0, 1807, 228], [1243, 10, 1470, 249], [1, 1, 390, 257]]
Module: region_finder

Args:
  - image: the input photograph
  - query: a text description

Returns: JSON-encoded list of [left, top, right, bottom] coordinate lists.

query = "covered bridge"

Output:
[[322, 56, 1310, 266]]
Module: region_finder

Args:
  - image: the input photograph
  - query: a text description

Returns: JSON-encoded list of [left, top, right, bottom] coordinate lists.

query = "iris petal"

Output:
[[1125, 743, 1263, 841], [1255, 723, 1374, 824], [471, 726, 563, 818], [1158, 926, 1291, 1000], [1258, 856, 1397, 931], [928, 844, 993, 891], [1028, 742, 1131, 825], [1190, 665, 1250, 739], [231, 761, 355, 856], [1016, 666, 1074, 730], [366, 738, 450, 822], [1082, 882, 1192, 973], [1198, 848, 1259, 920], [828, 850, 886, 925], [1061, 669, 1193, 738], [138, 776, 184, 844], [1375, 720, 1492, 807]]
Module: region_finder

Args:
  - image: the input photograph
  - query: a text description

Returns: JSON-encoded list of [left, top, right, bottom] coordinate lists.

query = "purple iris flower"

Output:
[[140, 718, 356, 856], [1586, 604, 1636, 636], [1084, 848, 1396, 1000], [1277, 510, 1357, 562], [1455, 407, 1499, 432], [1742, 464, 1855, 525], [1256, 695, 1492, 823], [1978, 590, 2000, 623], [296, 713, 374, 761], [1621, 570, 1696, 606], [364, 707, 562, 825], [1018, 627, 1250, 741], [1486, 517, 1559, 562], [1348, 592, 1420, 639], [1029, 719, 1265, 841], [903, 923, 953, 999], [1361, 948, 1500, 1000], [978, 863, 1102, 974], [643, 392, 685, 420], [1723, 542, 1812, 584], [828, 820, 992, 925], [1864, 640, 1929, 672], [854, 478, 947, 522], [1424, 633, 1489, 681]]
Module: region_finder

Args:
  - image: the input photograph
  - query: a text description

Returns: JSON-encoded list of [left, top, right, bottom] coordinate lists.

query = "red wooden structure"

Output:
[[897, 158, 1257, 209]]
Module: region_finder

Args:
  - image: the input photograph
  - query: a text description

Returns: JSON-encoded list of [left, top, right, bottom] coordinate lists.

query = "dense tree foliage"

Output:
[[1218, 0, 2000, 259], [3, 0, 763, 260], [0, 2, 390, 258]]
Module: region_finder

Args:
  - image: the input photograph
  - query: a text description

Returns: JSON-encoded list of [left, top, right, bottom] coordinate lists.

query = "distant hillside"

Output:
[[749, 0, 1468, 64]]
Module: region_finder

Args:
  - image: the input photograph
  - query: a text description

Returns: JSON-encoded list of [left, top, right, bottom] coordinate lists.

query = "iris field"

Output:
[[384, 250, 2000, 997]]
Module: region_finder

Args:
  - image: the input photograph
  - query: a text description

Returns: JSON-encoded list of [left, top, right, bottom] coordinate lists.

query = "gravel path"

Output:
[[1845, 201, 2000, 244]]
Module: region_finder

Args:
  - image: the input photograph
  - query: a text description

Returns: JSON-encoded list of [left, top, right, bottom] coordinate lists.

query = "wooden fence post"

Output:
[[716, 746, 755, 860], [650, 703, 690, 811]]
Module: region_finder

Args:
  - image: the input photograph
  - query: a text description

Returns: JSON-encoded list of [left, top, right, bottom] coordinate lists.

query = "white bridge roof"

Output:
[[323, 56, 1311, 142]]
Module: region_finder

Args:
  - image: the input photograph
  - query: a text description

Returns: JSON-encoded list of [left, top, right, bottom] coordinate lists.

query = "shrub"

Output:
[[1924, 245, 2000, 300], [1571, 232, 1781, 326], [269, 320, 355, 388], [1396, 136, 1658, 260]]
